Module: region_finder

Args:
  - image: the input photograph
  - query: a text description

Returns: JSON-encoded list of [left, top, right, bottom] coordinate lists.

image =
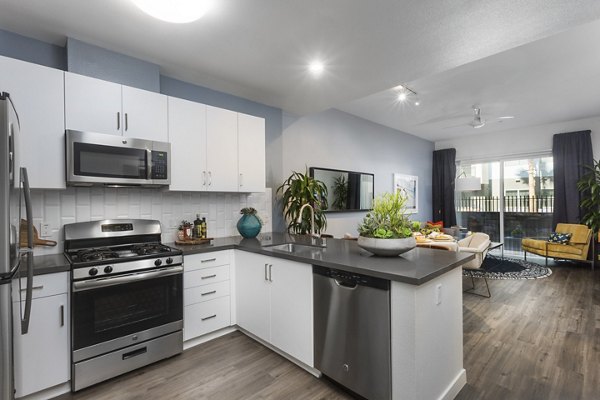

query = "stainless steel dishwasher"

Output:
[[313, 265, 391, 400]]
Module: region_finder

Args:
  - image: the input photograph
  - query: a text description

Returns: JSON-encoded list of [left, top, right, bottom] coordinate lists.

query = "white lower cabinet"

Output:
[[183, 252, 232, 342], [235, 251, 314, 367], [12, 272, 69, 398]]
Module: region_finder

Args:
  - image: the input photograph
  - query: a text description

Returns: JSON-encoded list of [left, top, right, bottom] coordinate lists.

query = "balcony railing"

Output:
[[457, 195, 554, 213]]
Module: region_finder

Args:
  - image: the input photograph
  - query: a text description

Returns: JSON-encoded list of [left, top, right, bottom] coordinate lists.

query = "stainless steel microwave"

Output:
[[66, 130, 170, 187]]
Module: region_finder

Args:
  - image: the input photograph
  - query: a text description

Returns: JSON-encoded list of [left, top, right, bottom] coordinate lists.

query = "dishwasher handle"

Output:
[[334, 279, 358, 289]]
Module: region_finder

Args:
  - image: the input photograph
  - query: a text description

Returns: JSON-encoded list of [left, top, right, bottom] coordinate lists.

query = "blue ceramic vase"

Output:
[[237, 214, 262, 238]]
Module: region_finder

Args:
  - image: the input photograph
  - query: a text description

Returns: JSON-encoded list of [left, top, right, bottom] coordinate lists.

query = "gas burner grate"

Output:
[[76, 248, 119, 263], [131, 243, 173, 256]]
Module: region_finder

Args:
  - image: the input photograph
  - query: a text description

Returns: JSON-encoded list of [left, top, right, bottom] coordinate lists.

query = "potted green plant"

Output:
[[577, 158, 600, 237], [237, 207, 263, 238], [357, 191, 416, 256], [277, 169, 328, 234]]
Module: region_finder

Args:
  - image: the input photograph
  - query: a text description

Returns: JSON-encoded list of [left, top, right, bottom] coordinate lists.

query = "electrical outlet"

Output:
[[40, 223, 51, 237], [435, 283, 442, 305]]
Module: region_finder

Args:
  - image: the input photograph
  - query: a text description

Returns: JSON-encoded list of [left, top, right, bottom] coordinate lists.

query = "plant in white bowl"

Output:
[[357, 191, 417, 256]]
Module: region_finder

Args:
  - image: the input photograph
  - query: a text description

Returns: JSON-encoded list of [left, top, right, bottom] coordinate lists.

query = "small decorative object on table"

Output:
[[237, 207, 263, 238], [357, 191, 416, 256]]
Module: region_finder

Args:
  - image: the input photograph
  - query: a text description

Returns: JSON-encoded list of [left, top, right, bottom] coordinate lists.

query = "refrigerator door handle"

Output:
[[20, 167, 34, 335]]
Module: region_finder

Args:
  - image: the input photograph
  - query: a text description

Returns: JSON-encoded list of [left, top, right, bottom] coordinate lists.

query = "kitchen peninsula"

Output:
[[175, 233, 473, 400]]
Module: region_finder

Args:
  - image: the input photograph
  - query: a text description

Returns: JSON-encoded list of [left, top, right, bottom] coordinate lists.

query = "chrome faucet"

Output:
[[297, 203, 319, 238]]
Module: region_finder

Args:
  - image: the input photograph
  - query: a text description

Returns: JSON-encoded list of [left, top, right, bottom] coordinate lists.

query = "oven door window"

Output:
[[72, 273, 182, 351], [73, 142, 147, 179]]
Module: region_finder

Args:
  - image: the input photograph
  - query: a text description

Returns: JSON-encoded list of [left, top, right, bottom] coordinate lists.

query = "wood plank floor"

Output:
[[56, 260, 599, 400]]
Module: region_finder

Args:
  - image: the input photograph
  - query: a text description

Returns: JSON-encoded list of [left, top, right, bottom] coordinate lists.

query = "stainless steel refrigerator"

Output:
[[0, 92, 33, 400]]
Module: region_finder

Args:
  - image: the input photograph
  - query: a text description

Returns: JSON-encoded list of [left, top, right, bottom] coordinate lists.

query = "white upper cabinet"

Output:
[[238, 113, 266, 192], [121, 85, 168, 141], [206, 106, 239, 192], [65, 72, 168, 141], [168, 97, 207, 191], [65, 72, 122, 135], [0, 55, 66, 189]]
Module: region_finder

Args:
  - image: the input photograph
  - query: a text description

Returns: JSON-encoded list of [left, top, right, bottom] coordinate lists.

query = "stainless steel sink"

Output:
[[264, 243, 325, 253]]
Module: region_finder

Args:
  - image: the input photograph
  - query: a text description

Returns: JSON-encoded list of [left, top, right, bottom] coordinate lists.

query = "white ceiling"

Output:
[[1, 0, 600, 139], [337, 18, 600, 142]]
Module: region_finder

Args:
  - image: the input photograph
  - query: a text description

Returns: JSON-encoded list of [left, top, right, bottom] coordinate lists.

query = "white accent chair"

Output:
[[458, 232, 491, 297]]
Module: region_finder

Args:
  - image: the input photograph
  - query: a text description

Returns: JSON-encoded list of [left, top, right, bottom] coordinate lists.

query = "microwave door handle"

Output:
[[146, 149, 152, 180], [20, 167, 34, 334]]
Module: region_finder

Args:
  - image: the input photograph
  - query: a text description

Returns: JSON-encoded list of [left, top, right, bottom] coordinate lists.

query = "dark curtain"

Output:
[[432, 148, 457, 227], [552, 130, 593, 227], [346, 172, 361, 210]]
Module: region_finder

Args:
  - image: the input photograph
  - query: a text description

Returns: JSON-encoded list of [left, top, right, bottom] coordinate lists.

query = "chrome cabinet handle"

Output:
[[201, 314, 217, 321], [60, 304, 64, 327], [202, 171, 207, 186], [239, 173, 243, 187], [125, 113, 129, 131], [201, 290, 216, 296], [201, 274, 217, 280], [268, 264, 273, 282], [201, 258, 216, 263], [117, 112, 120, 130], [208, 171, 212, 186], [264, 263, 268, 281]]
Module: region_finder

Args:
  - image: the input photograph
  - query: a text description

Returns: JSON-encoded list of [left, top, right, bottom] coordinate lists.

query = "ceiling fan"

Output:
[[470, 106, 485, 129]]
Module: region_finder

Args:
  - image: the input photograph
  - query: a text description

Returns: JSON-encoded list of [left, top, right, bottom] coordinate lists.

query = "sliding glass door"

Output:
[[456, 155, 554, 257]]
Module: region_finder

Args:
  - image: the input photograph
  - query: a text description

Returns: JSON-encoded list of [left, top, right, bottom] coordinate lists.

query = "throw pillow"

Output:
[[426, 220, 444, 228], [548, 232, 572, 244]]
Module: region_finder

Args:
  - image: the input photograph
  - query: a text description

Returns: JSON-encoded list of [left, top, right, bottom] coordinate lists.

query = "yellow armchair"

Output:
[[521, 223, 594, 268]]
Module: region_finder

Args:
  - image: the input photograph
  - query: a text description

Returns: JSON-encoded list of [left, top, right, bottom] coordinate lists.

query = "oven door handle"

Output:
[[72, 266, 183, 292]]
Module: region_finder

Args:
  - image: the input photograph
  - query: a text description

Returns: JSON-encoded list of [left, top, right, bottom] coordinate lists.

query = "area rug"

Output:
[[463, 256, 552, 280]]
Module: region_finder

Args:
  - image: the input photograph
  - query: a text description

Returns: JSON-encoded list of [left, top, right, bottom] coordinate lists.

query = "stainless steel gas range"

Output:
[[64, 219, 183, 392]]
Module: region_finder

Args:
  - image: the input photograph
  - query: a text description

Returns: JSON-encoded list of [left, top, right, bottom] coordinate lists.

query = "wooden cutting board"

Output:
[[175, 238, 213, 245], [19, 219, 57, 247]]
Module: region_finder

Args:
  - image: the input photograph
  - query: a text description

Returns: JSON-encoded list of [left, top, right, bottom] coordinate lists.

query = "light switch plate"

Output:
[[40, 223, 51, 237]]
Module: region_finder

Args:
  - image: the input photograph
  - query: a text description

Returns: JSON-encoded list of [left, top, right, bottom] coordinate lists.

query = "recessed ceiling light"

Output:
[[308, 61, 325, 76], [414, 101, 420, 106], [398, 92, 407, 101], [131, 0, 213, 23], [498, 116, 515, 119]]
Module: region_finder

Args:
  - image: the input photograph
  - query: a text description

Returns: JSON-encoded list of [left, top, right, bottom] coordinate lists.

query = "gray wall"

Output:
[[282, 109, 434, 237], [66, 38, 160, 92], [0, 29, 65, 69]]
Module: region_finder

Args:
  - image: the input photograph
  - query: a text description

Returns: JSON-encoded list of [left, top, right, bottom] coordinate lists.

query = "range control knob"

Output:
[[104, 266, 113, 274], [166, 257, 173, 265], [154, 259, 163, 267], [89, 267, 98, 276]]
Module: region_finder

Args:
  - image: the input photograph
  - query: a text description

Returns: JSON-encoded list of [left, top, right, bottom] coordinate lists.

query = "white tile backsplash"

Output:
[[31, 187, 273, 256]]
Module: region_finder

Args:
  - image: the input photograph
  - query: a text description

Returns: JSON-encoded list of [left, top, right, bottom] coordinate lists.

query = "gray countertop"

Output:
[[30, 233, 473, 285], [27, 253, 70, 277], [169, 233, 474, 285]]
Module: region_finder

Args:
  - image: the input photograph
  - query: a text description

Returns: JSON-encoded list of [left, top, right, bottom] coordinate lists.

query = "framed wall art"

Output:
[[393, 173, 418, 214]]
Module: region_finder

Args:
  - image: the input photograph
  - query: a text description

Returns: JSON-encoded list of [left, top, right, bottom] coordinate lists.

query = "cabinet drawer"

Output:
[[12, 272, 69, 301], [185, 281, 230, 306], [185, 264, 230, 289], [184, 296, 230, 341], [184, 251, 230, 271]]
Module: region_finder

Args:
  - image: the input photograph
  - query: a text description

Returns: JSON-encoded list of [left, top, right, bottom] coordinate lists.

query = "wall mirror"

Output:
[[310, 167, 374, 212]]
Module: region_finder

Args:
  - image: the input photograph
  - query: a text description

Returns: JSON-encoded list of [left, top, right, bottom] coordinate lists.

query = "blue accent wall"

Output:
[[0, 29, 65, 70], [66, 38, 160, 92]]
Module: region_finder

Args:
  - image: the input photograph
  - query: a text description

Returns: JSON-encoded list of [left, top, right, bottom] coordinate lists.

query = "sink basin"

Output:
[[265, 243, 325, 253]]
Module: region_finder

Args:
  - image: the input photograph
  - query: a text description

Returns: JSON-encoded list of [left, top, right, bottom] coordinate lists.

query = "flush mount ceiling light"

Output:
[[396, 85, 420, 105], [308, 60, 325, 76], [131, 0, 213, 23]]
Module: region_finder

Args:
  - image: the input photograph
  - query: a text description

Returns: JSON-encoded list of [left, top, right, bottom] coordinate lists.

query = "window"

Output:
[[456, 155, 554, 257]]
